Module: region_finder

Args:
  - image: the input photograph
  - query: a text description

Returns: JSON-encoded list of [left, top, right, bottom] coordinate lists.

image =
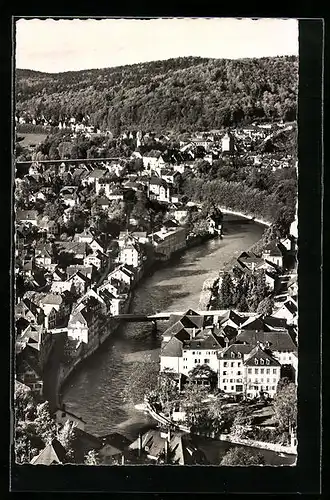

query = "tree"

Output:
[[218, 272, 234, 309], [273, 382, 297, 432], [256, 296, 275, 316], [57, 420, 77, 461], [188, 364, 218, 389], [221, 447, 265, 466], [84, 449, 101, 465], [33, 401, 58, 445]]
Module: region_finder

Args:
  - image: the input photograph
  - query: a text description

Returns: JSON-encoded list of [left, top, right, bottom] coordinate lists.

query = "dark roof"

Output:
[[100, 433, 132, 452], [220, 310, 245, 327], [235, 329, 297, 352], [262, 242, 283, 257], [184, 330, 224, 350], [161, 336, 183, 357], [129, 430, 208, 465], [244, 345, 281, 367], [219, 344, 253, 359]]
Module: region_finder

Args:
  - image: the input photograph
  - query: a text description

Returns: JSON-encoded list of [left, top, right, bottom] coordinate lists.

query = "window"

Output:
[[194, 359, 198, 364], [265, 385, 268, 390], [266, 359, 270, 365], [183, 366, 187, 370], [204, 359, 210, 364], [248, 368, 252, 374], [231, 386, 234, 391], [248, 378, 251, 383], [255, 368, 259, 374], [260, 378, 263, 383], [266, 368, 270, 374], [237, 362, 241, 367], [223, 361, 228, 367], [255, 359, 258, 365], [223, 379, 227, 383], [260, 359, 264, 365], [230, 379, 233, 383], [231, 352, 235, 358], [237, 371, 241, 375], [183, 358, 187, 361], [273, 378, 276, 383], [260, 368, 264, 374], [273, 369, 277, 374], [223, 371, 227, 375], [271, 386, 275, 390], [237, 352, 242, 358], [267, 378, 270, 383], [230, 362, 234, 367], [192, 351, 195, 355], [223, 385, 227, 390]]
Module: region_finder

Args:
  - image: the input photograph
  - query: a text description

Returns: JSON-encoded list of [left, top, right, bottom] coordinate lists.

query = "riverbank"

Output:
[[142, 399, 296, 457], [61, 218, 264, 438]]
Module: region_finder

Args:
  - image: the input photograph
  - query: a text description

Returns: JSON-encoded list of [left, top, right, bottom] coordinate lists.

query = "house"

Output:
[[52, 267, 68, 282], [39, 293, 69, 326], [16, 322, 53, 365], [148, 177, 171, 202], [221, 132, 235, 153], [262, 242, 284, 268], [34, 242, 54, 268], [170, 205, 189, 224], [89, 238, 106, 255], [74, 229, 94, 244], [273, 299, 298, 326], [67, 303, 101, 347], [149, 226, 186, 260], [50, 280, 75, 295], [67, 271, 91, 295], [142, 150, 163, 169], [16, 349, 44, 397], [81, 168, 107, 186], [98, 433, 132, 464], [235, 328, 298, 368], [218, 343, 281, 399], [218, 344, 253, 395], [37, 216, 59, 237], [108, 264, 135, 286], [16, 210, 39, 226], [161, 327, 224, 376], [118, 240, 142, 269], [287, 275, 298, 299], [15, 298, 44, 325], [243, 345, 282, 399], [84, 250, 108, 270], [30, 439, 68, 465], [54, 241, 87, 262], [66, 265, 94, 281], [54, 406, 86, 431], [98, 288, 123, 316], [208, 214, 223, 236], [128, 429, 208, 465]]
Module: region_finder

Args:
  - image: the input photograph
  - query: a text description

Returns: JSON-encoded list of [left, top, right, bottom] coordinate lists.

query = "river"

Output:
[[61, 218, 295, 465]]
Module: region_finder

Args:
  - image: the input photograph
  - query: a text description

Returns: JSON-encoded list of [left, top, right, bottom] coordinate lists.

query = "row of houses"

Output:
[[160, 308, 298, 400]]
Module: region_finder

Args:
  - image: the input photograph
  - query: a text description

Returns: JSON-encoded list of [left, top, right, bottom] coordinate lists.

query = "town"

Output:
[[14, 115, 298, 465]]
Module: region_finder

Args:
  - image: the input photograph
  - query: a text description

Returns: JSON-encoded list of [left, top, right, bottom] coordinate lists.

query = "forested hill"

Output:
[[16, 56, 298, 134]]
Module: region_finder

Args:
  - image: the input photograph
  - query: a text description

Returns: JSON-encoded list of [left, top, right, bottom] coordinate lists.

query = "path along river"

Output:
[[62, 218, 295, 466]]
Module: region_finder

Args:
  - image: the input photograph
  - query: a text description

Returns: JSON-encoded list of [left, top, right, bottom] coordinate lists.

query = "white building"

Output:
[[149, 226, 186, 260]]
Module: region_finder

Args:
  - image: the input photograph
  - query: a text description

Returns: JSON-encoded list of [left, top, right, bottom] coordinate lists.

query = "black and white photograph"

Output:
[[13, 17, 300, 468]]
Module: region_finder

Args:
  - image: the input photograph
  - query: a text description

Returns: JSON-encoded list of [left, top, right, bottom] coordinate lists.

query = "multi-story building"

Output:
[[218, 343, 281, 399], [149, 226, 186, 261]]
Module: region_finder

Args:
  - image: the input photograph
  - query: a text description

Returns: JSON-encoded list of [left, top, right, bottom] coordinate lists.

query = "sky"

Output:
[[15, 17, 299, 73]]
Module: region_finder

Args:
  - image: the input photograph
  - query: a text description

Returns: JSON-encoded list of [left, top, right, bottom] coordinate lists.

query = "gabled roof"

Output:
[[244, 345, 281, 367], [184, 330, 224, 350], [235, 329, 297, 352], [161, 336, 183, 357], [40, 294, 63, 306], [88, 168, 106, 179], [30, 439, 67, 465], [262, 242, 283, 257], [219, 310, 245, 327], [218, 343, 253, 359], [240, 315, 264, 331]]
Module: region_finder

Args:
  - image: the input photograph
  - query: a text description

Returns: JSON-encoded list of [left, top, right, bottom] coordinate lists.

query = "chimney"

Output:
[[138, 433, 142, 457], [121, 454, 125, 465], [192, 327, 197, 338]]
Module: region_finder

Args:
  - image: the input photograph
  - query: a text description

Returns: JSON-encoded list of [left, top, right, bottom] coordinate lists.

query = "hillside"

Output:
[[15, 56, 298, 135]]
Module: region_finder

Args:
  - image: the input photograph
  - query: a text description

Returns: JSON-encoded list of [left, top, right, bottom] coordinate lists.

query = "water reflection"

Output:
[[63, 222, 264, 441]]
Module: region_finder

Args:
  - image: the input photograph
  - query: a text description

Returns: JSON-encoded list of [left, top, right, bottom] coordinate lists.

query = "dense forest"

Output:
[[16, 56, 298, 134]]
